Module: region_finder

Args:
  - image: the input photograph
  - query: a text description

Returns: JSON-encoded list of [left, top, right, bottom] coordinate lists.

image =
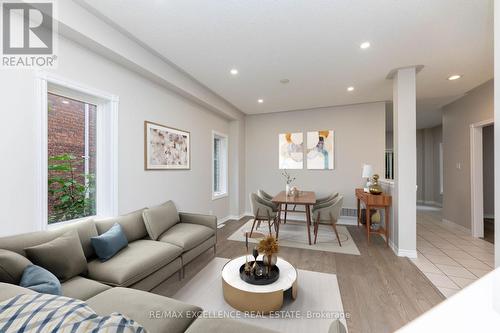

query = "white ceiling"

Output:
[[81, 0, 493, 128]]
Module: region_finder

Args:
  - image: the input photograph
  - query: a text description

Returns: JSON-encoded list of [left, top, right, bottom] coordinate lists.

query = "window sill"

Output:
[[212, 192, 228, 201], [46, 215, 96, 230]]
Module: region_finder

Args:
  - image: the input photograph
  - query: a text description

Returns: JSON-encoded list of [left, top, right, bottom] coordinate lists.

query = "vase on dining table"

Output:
[[286, 184, 290, 197]]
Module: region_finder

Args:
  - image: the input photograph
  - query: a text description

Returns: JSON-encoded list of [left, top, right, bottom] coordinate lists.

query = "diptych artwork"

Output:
[[306, 130, 334, 170], [278, 132, 304, 169], [145, 121, 190, 170]]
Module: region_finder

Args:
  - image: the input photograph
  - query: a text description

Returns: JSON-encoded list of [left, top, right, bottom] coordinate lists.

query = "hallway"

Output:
[[411, 206, 495, 298]]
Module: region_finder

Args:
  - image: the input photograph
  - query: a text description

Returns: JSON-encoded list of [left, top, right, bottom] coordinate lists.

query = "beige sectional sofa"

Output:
[[0, 201, 278, 333]]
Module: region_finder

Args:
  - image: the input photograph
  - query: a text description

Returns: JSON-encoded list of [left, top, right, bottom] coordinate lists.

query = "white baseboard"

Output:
[[389, 239, 418, 259], [423, 201, 443, 208], [442, 218, 471, 234], [218, 213, 250, 225]]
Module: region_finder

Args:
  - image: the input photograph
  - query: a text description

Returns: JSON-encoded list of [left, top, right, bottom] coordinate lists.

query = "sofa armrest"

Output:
[[179, 212, 217, 231]]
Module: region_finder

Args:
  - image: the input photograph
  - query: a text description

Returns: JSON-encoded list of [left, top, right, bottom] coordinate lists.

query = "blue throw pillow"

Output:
[[91, 223, 128, 262], [20, 264, 61, 295]]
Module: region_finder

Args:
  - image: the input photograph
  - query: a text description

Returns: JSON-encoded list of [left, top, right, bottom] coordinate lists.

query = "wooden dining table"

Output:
[[271, 191, 316, 245]]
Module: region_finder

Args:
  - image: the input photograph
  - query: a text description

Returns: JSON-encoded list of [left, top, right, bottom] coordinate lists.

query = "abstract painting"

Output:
[[279, 132, 303, 169], [145, 121, 190, 170], [307, 130, 334, 170]]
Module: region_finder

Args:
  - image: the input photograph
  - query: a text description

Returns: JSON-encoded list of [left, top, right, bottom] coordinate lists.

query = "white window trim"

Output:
[[212, 130, 228, 200], [35, 71, 119, 230], [439, 142, 444, 195]]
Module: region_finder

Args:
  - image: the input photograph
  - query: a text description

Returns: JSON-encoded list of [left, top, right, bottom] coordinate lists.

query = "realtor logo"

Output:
[[1, 1, 57, 67]]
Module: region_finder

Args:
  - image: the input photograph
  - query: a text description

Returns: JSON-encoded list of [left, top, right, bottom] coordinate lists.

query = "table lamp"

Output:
[[362, 164, 373, 192]]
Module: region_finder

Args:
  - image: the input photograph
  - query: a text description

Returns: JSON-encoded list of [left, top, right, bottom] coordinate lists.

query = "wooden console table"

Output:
[[355, 188, 392, 246]]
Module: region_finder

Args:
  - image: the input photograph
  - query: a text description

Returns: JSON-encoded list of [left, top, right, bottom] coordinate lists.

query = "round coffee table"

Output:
[[222, 255, 298, 313]]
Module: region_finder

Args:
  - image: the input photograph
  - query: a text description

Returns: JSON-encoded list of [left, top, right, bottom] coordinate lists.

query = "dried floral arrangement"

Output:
[[281, 170, 296, 185], [257, 235, 279, 256]]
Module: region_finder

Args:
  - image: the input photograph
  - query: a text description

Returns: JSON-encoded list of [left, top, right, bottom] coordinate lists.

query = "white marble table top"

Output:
[[221, 255, 297, 293]]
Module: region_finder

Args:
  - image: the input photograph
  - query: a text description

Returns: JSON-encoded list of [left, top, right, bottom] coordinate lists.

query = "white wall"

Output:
[[442, 80, 493, 229], [245, 102, 386, 212], [0, 35, 233, 237]]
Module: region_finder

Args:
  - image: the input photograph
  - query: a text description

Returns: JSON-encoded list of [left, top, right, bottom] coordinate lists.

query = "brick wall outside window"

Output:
[[47, 93, 96, 221]]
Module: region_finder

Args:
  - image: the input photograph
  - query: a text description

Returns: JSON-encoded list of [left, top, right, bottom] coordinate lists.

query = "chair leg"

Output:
[[249, 217, 258, 237], [314, 213, 320, 244], [331, 219, 342, 247], [257, 220, 261, 229], [275, 216, 280, 239], [267, 217, 272, 236]]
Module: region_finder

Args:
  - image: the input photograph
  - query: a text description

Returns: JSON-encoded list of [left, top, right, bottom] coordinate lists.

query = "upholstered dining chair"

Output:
[[312, 195, 344, 246], [314, 192, 339, 208], [249, 193, 279, 238], [257, 189, 279, 212]]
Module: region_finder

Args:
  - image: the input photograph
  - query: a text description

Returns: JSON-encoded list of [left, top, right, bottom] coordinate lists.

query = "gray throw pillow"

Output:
[[142, 201, 180, 240], [0, 249, 32, 284], [24, 231, 88, 281]]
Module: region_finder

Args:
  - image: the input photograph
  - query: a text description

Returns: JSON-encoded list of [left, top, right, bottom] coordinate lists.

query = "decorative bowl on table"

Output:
[[239, 261, 280, 285]]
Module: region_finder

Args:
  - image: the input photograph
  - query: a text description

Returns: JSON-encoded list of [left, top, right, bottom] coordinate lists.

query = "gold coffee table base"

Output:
[[221, 256, 298, 314]]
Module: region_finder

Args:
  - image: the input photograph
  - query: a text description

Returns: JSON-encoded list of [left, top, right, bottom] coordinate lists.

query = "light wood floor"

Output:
[[152, 217, 444, 333]]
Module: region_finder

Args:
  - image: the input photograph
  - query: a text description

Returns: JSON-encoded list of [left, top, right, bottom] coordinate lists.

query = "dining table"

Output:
[[271, 191, 317, 245]]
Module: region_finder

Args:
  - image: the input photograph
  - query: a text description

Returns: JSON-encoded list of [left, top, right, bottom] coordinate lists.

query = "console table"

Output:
[[355, 188, 392, 246]]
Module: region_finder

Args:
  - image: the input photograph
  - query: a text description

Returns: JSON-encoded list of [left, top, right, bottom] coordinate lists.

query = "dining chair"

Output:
[[312, 195, 344, 246], [314, 192, 339, 208], [249, 193, 279, 238], [257, 189, 279, 211]]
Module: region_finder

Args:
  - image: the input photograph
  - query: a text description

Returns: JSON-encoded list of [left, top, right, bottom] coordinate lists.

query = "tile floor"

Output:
[[411, 206, 495, 298]]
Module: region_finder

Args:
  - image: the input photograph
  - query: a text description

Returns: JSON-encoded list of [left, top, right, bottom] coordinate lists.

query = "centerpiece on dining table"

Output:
[[240, 235, 280, 285], [282, 170, 300, 198]]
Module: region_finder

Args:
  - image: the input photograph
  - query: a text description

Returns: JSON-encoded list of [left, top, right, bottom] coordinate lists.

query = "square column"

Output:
[[392, 67, 417, 258]]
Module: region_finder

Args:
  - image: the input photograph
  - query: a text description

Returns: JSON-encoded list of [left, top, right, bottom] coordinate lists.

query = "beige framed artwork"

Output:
[[144, 121, 190, 170]]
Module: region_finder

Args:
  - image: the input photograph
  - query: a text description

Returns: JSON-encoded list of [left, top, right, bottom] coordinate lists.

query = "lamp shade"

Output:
[[362, 164, 373, 178]]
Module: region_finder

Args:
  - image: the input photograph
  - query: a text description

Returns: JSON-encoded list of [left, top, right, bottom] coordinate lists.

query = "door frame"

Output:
[[470, 119, 494, 238]]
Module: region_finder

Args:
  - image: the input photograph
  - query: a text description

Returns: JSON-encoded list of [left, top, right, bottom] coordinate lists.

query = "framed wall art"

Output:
[[144, 121, 190, 170]]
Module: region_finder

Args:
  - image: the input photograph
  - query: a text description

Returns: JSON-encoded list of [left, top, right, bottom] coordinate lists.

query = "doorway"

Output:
[[482, 125, 494, 243], [470, 119, 494, 240]]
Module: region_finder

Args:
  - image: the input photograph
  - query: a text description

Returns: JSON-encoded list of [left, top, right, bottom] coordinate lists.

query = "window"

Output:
[[47, 93, 96, 224], [212, 131, 228, 200], [36, 72, 118, 228]]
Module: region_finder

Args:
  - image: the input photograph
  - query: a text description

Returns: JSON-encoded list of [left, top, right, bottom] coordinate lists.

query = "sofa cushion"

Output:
[[86, 287, 201, 333], [19, 264, 61, 295], [158, 223, 214, 252], [94, 209, 147, 242], [91, 224, 128, 261], [25, 231, 88, 281], [185, 318, 280, 333], [0, 282, 36, 303], [0, 219, 98, 259], [0, 249, 32, 284], [142, 201, 180, 240], [61, 276, 111, 301], [87, 240, 182, 287]]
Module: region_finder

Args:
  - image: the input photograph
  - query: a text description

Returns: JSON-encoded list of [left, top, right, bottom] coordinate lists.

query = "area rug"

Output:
[[227, 220, 360, 255], [174, 257, 348, 333]]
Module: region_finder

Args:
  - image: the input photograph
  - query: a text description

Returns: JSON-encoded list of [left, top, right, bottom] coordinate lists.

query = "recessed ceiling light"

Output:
[[62, 100, 70, 104], [230, 68, 238, 75], [448, 74, 462, 81], [347, 86, 355, 92], [257, 99, 264, 104], [280, 78, 290, 84], [360, 41, 371, 49]]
